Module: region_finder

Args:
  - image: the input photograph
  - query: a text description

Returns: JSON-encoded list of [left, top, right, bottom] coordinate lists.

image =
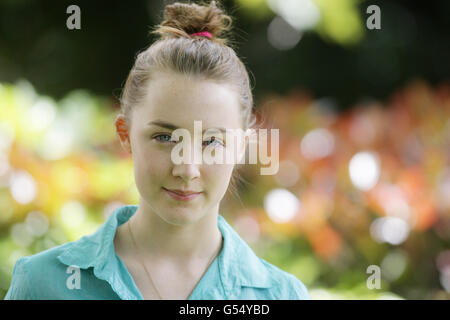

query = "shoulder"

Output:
[[4, 241, 76, 300], [18, 241, 74, 273], [258, 257, 311, 300], [4, 255, 34, 299]]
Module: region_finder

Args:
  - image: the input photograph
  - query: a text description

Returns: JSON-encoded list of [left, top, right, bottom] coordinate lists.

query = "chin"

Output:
[[158, 207, 204, 226]]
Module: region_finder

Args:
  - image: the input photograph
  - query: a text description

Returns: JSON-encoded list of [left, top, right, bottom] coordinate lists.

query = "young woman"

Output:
[[5, 1, 310, 300]]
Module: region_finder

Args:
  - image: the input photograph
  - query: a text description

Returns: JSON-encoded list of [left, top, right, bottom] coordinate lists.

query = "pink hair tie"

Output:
[[190, 31, 212, 39]]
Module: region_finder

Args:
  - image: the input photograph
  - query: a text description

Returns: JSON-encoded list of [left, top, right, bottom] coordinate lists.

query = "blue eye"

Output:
[[154, 134, 174, 143], [154, 134, 223, 147]]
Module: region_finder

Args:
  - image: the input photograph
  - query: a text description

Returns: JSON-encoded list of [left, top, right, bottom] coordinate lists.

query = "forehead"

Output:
[[133, 70, 242, 130]]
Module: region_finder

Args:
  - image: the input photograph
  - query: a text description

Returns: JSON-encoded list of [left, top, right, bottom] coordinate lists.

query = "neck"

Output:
[[125, 200, 223, 262]]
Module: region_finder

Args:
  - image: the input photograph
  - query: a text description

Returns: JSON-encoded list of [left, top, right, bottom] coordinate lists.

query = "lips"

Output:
[[162, 187, 203, 201], [163, 188, 202, 196]]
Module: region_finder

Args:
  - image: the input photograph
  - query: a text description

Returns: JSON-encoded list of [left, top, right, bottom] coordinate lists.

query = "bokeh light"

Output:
[[300, 128, 335, 161], [60, 201, 87, 228], [39, 120, 76, 160], [10, 223, 34, 247], [9, 170, 37, 205], [370, 217, 410, 245], [267, 16, 302, 50], [25, 211, 49, 237], [349, 151, 380, 191], [264, 188, 300, 223], [381, 249, 408, 282], [27, 97, 57, 132], [267, 0, 320, 31]]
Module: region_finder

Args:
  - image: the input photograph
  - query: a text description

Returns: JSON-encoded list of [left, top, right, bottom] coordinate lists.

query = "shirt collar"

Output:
[[57, 205, 272, 299]]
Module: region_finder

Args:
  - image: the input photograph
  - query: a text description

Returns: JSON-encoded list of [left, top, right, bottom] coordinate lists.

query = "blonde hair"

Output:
[[119, 0, 256, 200]]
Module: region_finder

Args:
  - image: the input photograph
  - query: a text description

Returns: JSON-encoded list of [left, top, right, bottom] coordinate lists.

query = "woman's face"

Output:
[[118, 70, 245, 225]]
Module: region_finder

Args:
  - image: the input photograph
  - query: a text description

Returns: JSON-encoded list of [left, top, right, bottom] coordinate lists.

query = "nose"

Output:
[[170, 138, 202, 182], [172, 163, 201, 183]]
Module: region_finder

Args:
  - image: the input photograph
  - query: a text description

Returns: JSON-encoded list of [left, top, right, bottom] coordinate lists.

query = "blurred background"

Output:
[[0, 0, 449, 299]]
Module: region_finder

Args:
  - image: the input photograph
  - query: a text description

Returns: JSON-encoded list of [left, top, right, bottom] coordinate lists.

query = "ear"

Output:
[[115, 114, 132, 154]]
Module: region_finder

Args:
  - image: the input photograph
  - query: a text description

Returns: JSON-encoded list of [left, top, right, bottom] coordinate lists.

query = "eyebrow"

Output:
[[147, 120, 228, 134]]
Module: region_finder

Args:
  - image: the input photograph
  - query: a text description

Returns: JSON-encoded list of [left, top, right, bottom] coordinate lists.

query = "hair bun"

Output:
[[151, 1, 233, 45]]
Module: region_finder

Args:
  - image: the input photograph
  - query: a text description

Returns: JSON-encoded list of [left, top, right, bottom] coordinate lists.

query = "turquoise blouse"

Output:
[[5, 205, 310, 300]]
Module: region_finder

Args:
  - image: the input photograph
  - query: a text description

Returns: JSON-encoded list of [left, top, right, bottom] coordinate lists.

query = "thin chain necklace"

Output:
[[127, 217, 221, 300]]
